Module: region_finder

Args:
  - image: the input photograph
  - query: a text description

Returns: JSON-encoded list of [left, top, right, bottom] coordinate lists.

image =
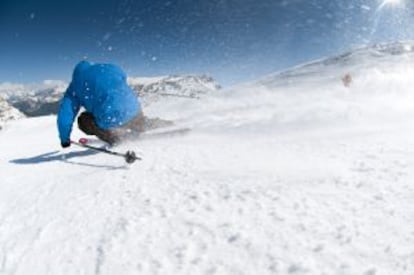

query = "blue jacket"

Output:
[[57, 61, 141, 144]]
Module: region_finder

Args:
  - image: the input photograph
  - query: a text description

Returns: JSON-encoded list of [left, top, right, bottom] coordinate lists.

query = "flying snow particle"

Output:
[[361, 5, 371, 11], [280, 1, 289, 7], [151, 56, 158, 62], [103, 33, 112, 41], [29, 13, 35, 20], [378, 0, 404, 10], [117, 18, 126, 25], [382, 0, 402, 6], [108, 46, 113, 51], [404, 44, 412, 52]]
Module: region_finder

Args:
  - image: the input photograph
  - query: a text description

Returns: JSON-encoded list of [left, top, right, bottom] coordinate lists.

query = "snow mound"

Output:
[[201, 40, 414, 132], [128, 75, 221, 106], [0, 96, 25, 129]]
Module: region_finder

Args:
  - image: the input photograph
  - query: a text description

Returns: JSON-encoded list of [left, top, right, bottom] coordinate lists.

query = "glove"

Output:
[[61, 141, 71, 148]]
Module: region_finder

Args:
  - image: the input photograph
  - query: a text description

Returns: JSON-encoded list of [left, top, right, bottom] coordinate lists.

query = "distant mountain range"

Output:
[[0, 75, 221, 127]]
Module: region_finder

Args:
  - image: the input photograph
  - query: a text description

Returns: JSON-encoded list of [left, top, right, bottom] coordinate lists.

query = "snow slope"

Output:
[[1, 42, 414, 275]]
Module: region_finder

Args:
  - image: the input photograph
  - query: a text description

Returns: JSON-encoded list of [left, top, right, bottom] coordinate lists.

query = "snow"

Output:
[[0, 97, 25, 128], [128, 75, 221, 107], [1, 42, 414, 274], [128, 76, 166, 86]]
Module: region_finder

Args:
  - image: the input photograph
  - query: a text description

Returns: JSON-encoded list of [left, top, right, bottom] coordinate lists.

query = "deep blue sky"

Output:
[[1, 0, 413, 86]]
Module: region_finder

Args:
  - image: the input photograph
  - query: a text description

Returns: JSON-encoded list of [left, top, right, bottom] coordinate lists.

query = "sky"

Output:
[[1, 0, 413, 86]]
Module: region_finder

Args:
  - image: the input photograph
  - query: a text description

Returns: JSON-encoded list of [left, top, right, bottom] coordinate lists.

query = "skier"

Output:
[[342, 73, 352, 87], [57, 60, 144, 148]]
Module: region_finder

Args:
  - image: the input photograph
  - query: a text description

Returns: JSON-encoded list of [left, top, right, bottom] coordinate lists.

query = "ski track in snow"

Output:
[[1, 118, 414, 275], [1, 62, 414, 274]]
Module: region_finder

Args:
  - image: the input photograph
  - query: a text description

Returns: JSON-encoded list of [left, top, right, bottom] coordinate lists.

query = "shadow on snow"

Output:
[[10, 150, 127, 170]]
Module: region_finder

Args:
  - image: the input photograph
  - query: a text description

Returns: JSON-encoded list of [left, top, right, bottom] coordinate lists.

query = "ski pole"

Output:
[[70, 138, 141, 164]]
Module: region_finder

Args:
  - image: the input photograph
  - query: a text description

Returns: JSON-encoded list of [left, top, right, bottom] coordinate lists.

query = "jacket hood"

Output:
[[72, 60, 92, 80]]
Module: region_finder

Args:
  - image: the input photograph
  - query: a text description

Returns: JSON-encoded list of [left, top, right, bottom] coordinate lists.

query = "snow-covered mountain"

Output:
[[0, 80, 67, 117], [258, 40, 414, 88], [0, 75, 220, 120], [0, 96, 25, 129], [128, 74, 221, 106], [216, 40, 414, 130], [1, 41, 414, 275]]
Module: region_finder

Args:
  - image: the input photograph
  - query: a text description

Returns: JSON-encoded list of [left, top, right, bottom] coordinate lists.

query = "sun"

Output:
[[380, 0, 403, 7], [377, 0, 404, 10], [384, 0, 401, 3]]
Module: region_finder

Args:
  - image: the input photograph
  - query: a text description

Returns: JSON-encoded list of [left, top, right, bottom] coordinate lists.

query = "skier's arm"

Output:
[[57, 85, 80, 146]]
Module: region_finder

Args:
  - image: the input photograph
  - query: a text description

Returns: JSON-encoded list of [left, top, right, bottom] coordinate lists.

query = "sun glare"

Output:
[[381, 0, 403, 7], [377, 0, 404, 11]]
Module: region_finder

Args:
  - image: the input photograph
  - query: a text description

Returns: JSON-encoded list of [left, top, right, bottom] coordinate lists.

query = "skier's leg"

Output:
[[77, 112, 97, 135], [124, 112, 146, 133], [108, 112, 146, 142], [77, 112, 119, 145]]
